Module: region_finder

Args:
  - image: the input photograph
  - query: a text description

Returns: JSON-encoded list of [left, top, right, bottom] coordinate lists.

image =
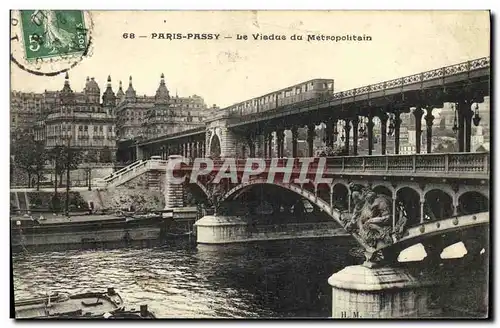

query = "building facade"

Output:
[[115, 74, 208, 143], [32, 73, 117, 163], [12, 73, 211, 165]]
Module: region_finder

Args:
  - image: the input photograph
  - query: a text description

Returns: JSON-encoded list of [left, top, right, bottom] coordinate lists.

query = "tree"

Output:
[[49, 145, 83, 188], [11, 134, 46, 188], [33, 142, 47, 190]]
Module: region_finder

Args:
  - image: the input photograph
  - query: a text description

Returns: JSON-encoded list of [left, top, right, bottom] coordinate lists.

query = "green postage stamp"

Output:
[[20, 10, 88, 60], [10, 10, 93, 75]]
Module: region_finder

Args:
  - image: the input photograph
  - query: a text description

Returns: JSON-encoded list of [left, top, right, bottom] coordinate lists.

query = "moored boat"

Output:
[[10, 213, 169, 252], [15, 288, 124, 319]]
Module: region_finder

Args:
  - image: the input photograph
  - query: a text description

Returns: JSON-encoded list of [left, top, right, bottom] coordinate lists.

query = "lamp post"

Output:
[[65, 135, 72, 216], [87, 143, 93, 191], [452, 103, 459, 134], [472, 103, 481, 126]]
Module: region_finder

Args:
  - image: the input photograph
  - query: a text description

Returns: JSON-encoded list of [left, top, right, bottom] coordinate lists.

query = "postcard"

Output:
[[10, 10, 490, 319]]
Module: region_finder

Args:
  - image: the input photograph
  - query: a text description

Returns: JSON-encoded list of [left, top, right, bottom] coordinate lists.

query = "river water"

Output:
[[12, 238, 359, 318]]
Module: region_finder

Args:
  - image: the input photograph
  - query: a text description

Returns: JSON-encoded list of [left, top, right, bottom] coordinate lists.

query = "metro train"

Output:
[[227, 78, 334, 117]]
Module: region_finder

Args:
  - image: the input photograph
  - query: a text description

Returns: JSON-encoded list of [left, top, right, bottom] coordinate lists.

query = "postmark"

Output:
[[10, 10, 94, 76]]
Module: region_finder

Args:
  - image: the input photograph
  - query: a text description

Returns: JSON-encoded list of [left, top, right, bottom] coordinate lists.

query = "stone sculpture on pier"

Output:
[[343, 184, 407, 255]]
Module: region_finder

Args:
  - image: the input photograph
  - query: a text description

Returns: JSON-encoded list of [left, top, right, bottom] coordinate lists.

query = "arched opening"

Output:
[[209, 134, 221, 159], [397, 243, 427, 262], [185, 182, 210, 206], [332, 183, 349, 211], [440, 241, 468, 259], [316, 183, 331, 204], [302, 181, 316, 195], [373, 185, 392, 198], [425, 189, 454, 220], [458, 192, 489, 215], [224, 182, 335, 225], [396, 187, 421, 227]]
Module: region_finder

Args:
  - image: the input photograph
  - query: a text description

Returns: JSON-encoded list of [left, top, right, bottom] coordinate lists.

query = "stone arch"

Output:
[[208, 133, 221, 158], [331, 183, 349, 211], [424, 189, 454, 220], [372, 184, 393, 197], [456, 186, 489, 202], [316, 182, 331, 205], [458, 191, 489, 215], [396, 186, 421, 226], [423, 184, 455, 202], [222, 179, 344, 227], [394, 184, 422, 198], [331, 179, 350, 191], [184, 181, 211, 205]]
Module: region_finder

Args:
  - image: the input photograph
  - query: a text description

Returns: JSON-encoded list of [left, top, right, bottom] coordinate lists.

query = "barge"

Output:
[[15, 288, 156, 319], [11, 208, 199, 252], [11, 212, 170, 252]]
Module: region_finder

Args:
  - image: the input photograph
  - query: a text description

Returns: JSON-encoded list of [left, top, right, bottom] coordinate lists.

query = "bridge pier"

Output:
[[194, 215, 349, 244], [164, 164, 185, 209], [328, 264, 444, 318]]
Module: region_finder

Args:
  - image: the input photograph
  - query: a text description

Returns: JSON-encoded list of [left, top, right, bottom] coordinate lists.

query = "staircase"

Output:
[[147, 170, 162, 191], [97, 159, 168, 189]]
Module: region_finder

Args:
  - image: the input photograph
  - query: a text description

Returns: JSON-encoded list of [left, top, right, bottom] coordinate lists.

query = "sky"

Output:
[[10, 10, 490, 108]]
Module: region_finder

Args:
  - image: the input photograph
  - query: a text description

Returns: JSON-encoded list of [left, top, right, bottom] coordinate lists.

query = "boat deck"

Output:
[[15, 291, 124, 319]]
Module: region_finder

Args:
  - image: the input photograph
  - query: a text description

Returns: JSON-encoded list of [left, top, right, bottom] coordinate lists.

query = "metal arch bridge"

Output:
[[221, 178, 489, 256]]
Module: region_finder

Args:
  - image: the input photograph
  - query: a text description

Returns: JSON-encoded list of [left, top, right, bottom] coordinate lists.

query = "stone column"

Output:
[[135, 145, 144, 160], [255, 134, 264, 158], [264, 133, 269, 158], [380, 113, 388, 155], [392, 197, 397, 230], [246, 134, 255, 158], [347, 190, 352, 213], [325, 119, 334, 148], [394, 112, 401, 155], [425, 108, 435, 154], [220, 127, 238, 158], [186, 142, 192, 159], [332, 119, 338, 144], [195, 141, 200, 158], [457, 102, 465, 152], [291, 125, 299, 157], [420, 201, 425, 223], [413, 107, 424, 154], [367, 116, 374, 155], [268, 132, 274, 157], [344, 119, 351, 155], [307, 124, 315, 157], [352, 117, 359, 156], [276, 128, 285, 158], [164, 162, 185, 209], [464, 107, 473, 152]]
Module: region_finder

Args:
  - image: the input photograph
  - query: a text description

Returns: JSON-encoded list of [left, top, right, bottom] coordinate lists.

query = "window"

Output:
[[84, 125, 88, 132]]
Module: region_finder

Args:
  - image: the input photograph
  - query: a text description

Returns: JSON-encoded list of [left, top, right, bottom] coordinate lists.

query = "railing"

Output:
[[226, 57, 490, 121], [100, 159, 169, 187], [337, 152, 489, 175], [202, 152, 490, 176], [97, 152, 489, 188]]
